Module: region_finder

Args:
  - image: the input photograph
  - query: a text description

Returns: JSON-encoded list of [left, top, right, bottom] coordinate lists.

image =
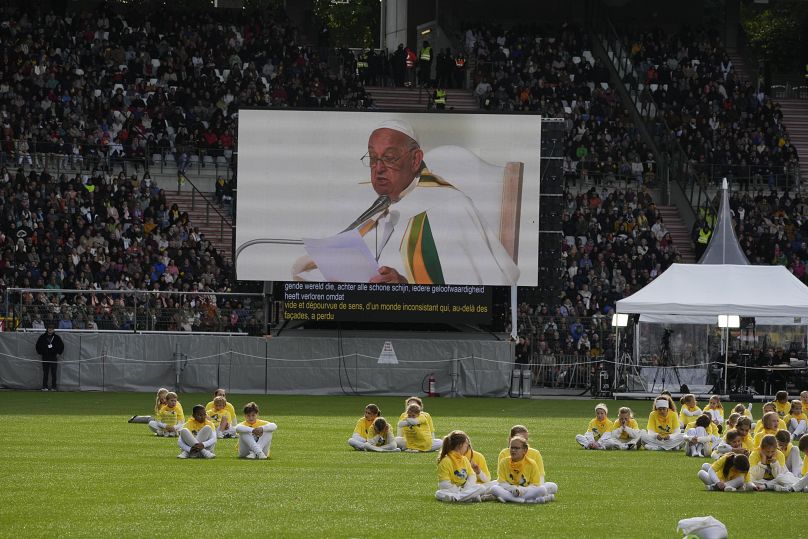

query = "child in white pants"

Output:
[[575, 403, 611, 450], [235, 401, 277, 460], [786, 400, 807, 441], [435, 431, 486, 502], [178, 405, 217, 459], [148, 392, 184, 437], [775, 430, 804, 476], [642, 397, 684, 450], [600, 407, 642, 450], [364, 417, 400, 452], [698, 454, 757, 491], [207, 396, 237, 439], [750, 435, 798, 491], [684, 415, 715, 458], [790, 435, 808, 492], [348, 404, 380, 450], [490, 436, 554, 504]]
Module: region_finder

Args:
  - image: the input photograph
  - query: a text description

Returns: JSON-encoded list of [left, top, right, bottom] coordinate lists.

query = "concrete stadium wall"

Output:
[[0, 332, 514, 397]]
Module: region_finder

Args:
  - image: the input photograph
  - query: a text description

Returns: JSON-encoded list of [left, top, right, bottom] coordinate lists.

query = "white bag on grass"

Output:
[[677, 516, 728, 539]]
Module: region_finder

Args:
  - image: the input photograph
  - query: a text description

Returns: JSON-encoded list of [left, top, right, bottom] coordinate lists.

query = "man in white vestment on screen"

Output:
[[292, 119, 520, 285]]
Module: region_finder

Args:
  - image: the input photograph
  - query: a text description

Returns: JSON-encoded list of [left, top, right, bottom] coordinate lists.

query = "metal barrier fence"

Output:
[[4, 289, 266, 336]]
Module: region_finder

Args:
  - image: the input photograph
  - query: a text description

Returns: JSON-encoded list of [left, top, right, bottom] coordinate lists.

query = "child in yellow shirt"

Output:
[[205, 389, 237, 437], [363, 417, 400, 452], [206, 396, 236, 439], [684, 415, 715, 458], [784, 400, 807, 440], [679, 394, 702, 430], [753, 412, 781, 448], [348, 403, 381, 450], [491, 436, 553, 504], [396, 403, 441, 452], [434, 431, 485, 502], [148, 391, 184, 437], [774, 390, 791, 418], [697, 453, 756, 491], [235, 401, 277, 460], [750, 434, 796, 491], [178, 404, 216, 459], [129, 387, 168, 425], [575, 403, 612, 450], [789, 435, 808, 492], [601, 407, 642, 450], [775, 430, 803, 476], [641, 397, 684, 450], [396, 396, 441, 451], [703, 395, 725, 433]]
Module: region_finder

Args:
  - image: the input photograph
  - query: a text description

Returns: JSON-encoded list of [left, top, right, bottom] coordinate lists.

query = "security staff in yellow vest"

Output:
[[357, 49, 370, 84], [694, 218, 712, 260], [434, 88, 447, 110], [419, 40, 432, 88]]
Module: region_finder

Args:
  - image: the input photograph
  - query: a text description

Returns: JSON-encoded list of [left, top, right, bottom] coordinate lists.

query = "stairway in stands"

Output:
[[365, 86, 479, 112], [657, 205, 696, 263], [778, 99, 808, 181], [164, 187, 234, 263]]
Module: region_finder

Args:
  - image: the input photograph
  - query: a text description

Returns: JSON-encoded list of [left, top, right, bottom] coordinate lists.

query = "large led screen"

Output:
[[236, 110, 540, 287]]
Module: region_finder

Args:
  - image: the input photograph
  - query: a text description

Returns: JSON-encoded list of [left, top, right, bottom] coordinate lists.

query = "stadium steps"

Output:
[[365, 86, 479, 112], [163, 189, 234, 263], [778, 99, 808, 181], [725, 48, 753, 84], [656, 205, 696, 263]]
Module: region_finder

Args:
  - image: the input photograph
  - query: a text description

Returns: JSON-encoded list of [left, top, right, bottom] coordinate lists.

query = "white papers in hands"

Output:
[[302, 230, 380, 283]]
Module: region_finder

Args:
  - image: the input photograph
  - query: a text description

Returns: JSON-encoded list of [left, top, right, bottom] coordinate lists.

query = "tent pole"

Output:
[[723, 327, 729, 395]]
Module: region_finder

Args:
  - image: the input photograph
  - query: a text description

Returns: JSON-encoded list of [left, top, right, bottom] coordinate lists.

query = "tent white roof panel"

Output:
[[616, 264, 808, 317]]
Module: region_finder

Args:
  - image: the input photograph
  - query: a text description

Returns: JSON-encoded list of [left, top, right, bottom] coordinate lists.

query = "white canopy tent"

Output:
[[616, 264, 808, 318], [615, 263, 808, 394]]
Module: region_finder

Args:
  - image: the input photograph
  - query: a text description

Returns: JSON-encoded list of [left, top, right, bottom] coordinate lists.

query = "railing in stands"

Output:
[[5, 289, 266, 336], [176, 172, 234, 243]]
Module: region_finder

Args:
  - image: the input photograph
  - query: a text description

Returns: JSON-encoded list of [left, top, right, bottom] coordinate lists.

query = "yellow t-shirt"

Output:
[[183, 418, 214, 436], [647, 410, 680, 434], [752, 429, 779, 448], [749, 448, 787, 480], [400, 414, 433, 451], [802, 454, 808, 477], [679, 404, 702, 425], [610, 418, 640, 440], [398, 411, 435, 435], [205, 400, 238, 424], [586, 417, 613, 440], [437, 451, 473, 487], [498, 447, 545, 478], [784, 412, 807, 426], [205, 406, 233, 429], [464, 449, 491, 481], [738, 433, 754, 452], [352, 417, 375, 439], [155, 403, 184, 427], [774, 401, 791, 418], [497, 456, 540, 487], [754, 418, 786, 435], [711, 454, 751, 483]]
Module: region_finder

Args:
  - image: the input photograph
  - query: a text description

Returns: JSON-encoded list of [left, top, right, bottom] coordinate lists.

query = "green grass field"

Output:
[[0, 392, 799, 538]]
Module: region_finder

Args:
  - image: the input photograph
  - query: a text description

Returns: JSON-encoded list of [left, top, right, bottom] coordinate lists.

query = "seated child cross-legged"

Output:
[[790, 434, 808, 492], [641, 397, 684, 450], [575, 403, 611, 450], [497, 425, 558, 497], [235, 401, 277, 460], [396, 403, 441, 452], [364, 417, 400, 452], [348, 404, 380, 451], [697, 453, 756, 492], [206, 396, 236, 439], [784, 399, 807, 441], [434, 430, 486, 503], [684, 414, 715, 458], [775, 429, 803, 476], [205, 389, 238, 438], [711, 430, 747, 460], [749, 434, 797, 491], [491, 436, 553, 504], [178, 404, 217, 459], [148, 391, 184, 437], [600, 407, 642, 450]]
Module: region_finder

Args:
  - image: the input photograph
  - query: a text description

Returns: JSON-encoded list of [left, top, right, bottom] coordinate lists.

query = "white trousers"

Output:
[[575, 432, 602, 449], [217, 424, 236, 438], [789, 418, 807, 439], [395, 436, 442, 452], [434, 483, 486, 502], [490, 484, 547, 503], [238, 429, 274, 458], [179, 426, 216, 456], [792, 473, 808, 491], [348, 433, 367, 450], [754, 472, 798, 490], [697, 464, 748, 490], [600, 432, 642, 450], [641, 431, 684, 450], [148, 420, 178, 437]]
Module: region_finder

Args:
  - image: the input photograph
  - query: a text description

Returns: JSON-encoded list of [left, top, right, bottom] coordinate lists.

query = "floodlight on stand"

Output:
[[717, 315, 740, 328], [611, 313, 629, 327]]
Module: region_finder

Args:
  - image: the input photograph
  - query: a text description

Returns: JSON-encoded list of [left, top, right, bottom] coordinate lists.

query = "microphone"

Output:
[[340, 195, 391, 233]]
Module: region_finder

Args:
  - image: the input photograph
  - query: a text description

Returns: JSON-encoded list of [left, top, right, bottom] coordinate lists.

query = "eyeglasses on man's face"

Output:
[[360, 149, 413, 170]]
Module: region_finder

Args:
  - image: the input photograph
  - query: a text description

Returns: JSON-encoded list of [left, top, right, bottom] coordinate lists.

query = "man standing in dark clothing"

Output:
[[36, 323, 64, 391]]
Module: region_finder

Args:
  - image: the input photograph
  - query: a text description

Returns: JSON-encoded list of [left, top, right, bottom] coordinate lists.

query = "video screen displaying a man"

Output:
[[292, 119, 520, 286]]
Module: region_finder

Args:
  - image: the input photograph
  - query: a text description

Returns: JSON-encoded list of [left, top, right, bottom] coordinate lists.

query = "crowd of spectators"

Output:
[[627, 27, 800, 189], [0, 5, 372, 173], [464, 24, 658, 188]]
